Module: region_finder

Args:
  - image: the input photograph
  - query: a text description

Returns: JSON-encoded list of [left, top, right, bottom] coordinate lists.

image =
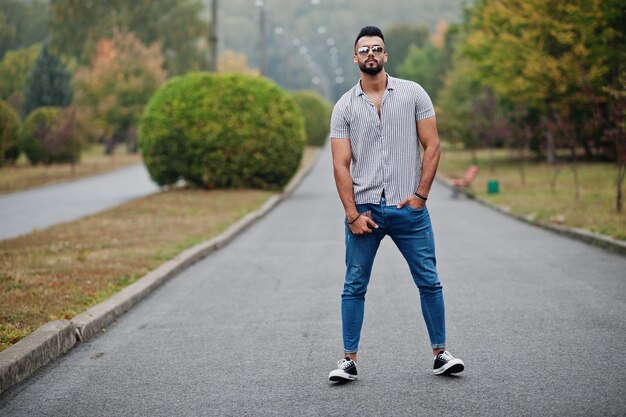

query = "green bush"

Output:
[[0, 100, 20, 165], [290, 91, 332, 147], [0, 44, 41, 114], [21, 107, 82, 165], [139, 72, 306, 189]]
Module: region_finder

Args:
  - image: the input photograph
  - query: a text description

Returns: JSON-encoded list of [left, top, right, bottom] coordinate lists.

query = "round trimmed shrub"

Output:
[[21, 107, 82, 165], [290, 91, 332, 147], [138, 72, 306, 189], [0, 100, 20, 166]]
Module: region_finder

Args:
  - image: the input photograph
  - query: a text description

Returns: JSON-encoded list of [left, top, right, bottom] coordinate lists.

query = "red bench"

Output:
[[449, 165, 479, 196]]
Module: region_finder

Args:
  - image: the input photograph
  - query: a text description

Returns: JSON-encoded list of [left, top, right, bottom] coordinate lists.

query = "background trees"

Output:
[[0, 0, 621, 211], [22, 44, 73, 118], [458, 0, 623, 162], [217, 0, 467, 100], [0, 44, 41, 114], [0, 100, 20, 166], [72, 31, 167, 153], [382, 24, 430, 77], [49, 0, 209, 75], [0, 0, 49, 61]]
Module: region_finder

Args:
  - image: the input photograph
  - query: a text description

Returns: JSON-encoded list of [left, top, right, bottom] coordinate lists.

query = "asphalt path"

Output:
[[1, 147, 625, 416], [0, 164, 160, 240]]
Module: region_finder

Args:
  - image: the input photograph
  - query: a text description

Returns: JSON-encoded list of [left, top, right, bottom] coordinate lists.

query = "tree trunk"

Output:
[[618, 162, 624, 212], [570, 145, 580, 201], [125, 126, 138, 153], [545, 130, 556, 164], [518, 147, 526, 186]]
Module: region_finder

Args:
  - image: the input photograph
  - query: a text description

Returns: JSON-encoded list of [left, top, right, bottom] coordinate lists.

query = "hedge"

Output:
[[139, 72, 306, 189], [290, 91, 332, 147], [21, 107, 81, 165]]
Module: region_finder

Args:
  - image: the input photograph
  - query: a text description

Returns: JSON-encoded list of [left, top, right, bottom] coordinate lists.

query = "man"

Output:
[[328, 26, 464, 382]]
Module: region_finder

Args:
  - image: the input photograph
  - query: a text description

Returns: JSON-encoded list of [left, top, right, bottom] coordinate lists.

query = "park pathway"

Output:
[[1, 147, 625, 416], [0, 164, 160, 240]]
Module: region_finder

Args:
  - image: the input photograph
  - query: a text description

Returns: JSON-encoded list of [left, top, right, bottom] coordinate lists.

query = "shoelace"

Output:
[[438, 351, 453, 361], [337, 359, 353, 369]]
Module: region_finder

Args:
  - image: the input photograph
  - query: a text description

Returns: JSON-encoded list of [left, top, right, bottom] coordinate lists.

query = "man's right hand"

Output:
[[348, 214, 378, 235]]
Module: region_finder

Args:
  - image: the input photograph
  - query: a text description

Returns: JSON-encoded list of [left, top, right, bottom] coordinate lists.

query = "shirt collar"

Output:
[[356, 74, 395, 96]]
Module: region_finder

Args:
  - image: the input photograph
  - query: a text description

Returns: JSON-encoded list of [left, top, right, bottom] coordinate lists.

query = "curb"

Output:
[[0, 149, 322, 395], [437, 177, 626, 256], [0, 321, 76, 393]]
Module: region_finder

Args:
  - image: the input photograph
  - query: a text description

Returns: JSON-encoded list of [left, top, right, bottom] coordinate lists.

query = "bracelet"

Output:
[[414, 192, 428, 202], [347, 214, 361, 224]]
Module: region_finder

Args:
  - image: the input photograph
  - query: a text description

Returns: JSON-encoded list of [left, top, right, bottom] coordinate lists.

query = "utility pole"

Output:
[[256, 0, 266, 76], [209, 0, 218, 72]]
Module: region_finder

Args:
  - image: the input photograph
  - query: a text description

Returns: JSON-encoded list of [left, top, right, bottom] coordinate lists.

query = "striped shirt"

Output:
[[330, 75, 435, 205]]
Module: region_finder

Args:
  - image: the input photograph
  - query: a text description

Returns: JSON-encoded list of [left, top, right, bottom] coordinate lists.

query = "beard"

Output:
[[358, 59, 384, 75]]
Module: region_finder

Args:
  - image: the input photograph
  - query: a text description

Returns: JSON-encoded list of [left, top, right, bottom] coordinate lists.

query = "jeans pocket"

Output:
[[405, 204, 426, 212]]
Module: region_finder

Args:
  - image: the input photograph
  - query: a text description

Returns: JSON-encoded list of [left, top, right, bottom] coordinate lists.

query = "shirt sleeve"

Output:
[[414, 83, 436, 121], [330, 100, 350, 139]]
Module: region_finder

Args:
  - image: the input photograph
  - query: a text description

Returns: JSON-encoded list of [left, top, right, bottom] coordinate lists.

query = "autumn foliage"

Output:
[[21, 106, 81, 165], [73, 31, 166, 152]]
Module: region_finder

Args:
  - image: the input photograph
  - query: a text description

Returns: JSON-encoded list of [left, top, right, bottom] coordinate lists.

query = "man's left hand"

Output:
[[396, 195, 425, 210]]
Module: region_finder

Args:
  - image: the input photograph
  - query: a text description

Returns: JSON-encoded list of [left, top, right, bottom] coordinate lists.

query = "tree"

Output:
[[0, 0, 48, 61], [49, 0, 209, 75], [398, 44, 445, 102], [0, 100, 20, 165], [437, 57, 484, 157], [462, 0, 622, 163], [0, 43, 41, 114], [397, 22, 461, 103], [72, 31, 167, 153], [217, 50, 258, 75], [602, 73, 626, 212], [383, 23, 430, 76], [22, 44, 73, 118]]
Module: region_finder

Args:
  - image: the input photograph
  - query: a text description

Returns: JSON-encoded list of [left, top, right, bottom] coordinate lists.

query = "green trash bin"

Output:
[[487, 180, 499, 194]]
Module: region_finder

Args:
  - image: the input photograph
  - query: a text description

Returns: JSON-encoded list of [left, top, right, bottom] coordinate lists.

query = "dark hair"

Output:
[[354, 26, 385, 47]]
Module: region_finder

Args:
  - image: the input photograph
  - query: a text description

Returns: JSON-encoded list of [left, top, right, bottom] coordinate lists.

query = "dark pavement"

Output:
[[1, 147, 625, 416]]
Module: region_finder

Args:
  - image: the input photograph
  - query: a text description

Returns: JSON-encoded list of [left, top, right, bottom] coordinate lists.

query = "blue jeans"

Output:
[[342, 197, 446, 353]]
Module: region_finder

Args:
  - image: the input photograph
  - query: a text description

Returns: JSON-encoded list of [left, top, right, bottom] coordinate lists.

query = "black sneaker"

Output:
[[328, 357, 358, 381], [433, 351, 465, 375]]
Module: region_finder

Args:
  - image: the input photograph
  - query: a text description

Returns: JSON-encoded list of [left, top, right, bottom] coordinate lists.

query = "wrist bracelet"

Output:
[[414, 192, 428, 202], [348, 214, 361, 224]]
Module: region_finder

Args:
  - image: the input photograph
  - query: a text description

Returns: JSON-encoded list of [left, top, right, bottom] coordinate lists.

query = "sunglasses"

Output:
[[356, 45, 384, 56]]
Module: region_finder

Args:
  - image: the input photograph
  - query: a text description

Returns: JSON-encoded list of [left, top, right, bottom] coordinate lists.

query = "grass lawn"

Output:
[[0, 145, 142, 194], [438, 147, 626, 240], [0, 147, 318, 352]]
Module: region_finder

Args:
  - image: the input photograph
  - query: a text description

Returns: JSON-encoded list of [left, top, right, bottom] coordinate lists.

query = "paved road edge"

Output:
[[0, 149, 321, 395], [437, 177, 626, 256]]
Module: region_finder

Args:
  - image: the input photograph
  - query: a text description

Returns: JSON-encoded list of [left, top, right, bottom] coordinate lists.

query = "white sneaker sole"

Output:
[[328, 370, 358, 381], [433, 358, 465, 375]]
